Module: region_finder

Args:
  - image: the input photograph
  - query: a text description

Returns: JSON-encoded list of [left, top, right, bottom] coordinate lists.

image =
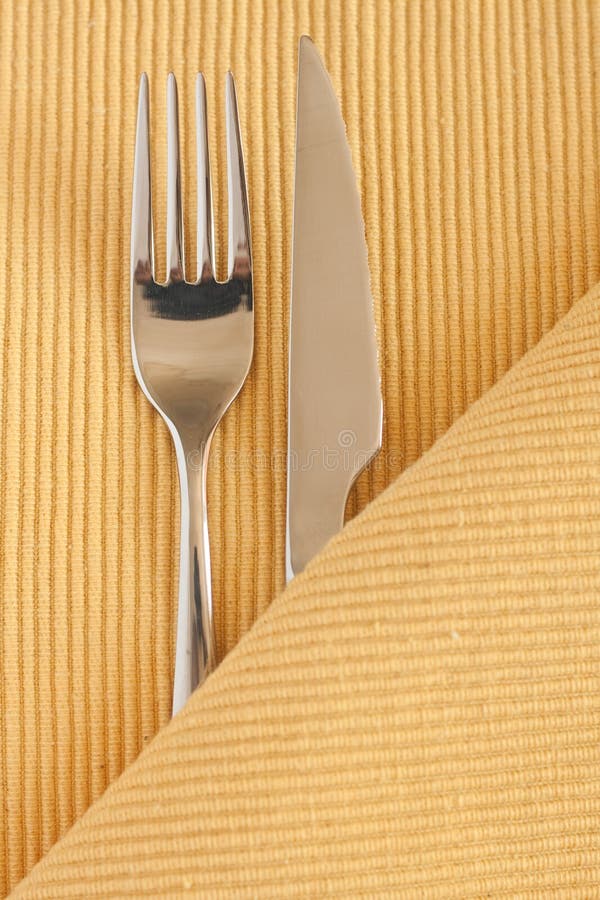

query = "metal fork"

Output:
[[131, 72, 253, 716]]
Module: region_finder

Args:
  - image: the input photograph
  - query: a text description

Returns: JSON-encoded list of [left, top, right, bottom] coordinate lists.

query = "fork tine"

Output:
[[196, 73, 215, 282], [166, 73, 185, 283], [225, 72, 251, 279], [131, 73, 154, 283]]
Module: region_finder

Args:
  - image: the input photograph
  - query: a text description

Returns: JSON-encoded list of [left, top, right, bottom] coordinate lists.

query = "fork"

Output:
[[131, 72, 253, 716]]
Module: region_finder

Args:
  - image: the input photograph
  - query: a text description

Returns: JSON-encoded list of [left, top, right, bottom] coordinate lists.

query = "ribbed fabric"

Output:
[[13, 281, 600, 897], [2, 0, 600, 894]]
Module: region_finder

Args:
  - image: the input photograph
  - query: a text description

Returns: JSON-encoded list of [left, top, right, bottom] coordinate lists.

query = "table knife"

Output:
[[285, 36, 383, 582]]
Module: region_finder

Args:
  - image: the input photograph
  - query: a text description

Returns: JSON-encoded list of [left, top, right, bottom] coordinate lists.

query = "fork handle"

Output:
[[172, 432, 217, 716]]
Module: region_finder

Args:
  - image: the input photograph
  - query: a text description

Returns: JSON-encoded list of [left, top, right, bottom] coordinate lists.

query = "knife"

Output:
[[285, 36, 383, 582]]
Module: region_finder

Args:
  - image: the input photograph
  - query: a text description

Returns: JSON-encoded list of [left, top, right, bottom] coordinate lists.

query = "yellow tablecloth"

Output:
[[3, 0, 600, 895]]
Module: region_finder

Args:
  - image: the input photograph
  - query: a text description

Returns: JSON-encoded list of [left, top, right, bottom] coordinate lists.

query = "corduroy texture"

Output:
[[2, 0, 600, 894], [13, 280, 600, 897]]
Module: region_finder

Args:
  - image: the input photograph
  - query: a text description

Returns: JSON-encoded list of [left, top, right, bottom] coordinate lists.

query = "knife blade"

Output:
[[285, 36, 383, 581]]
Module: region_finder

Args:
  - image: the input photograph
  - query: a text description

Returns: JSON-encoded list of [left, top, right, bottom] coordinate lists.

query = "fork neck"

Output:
[[178, 429, 213, 482]]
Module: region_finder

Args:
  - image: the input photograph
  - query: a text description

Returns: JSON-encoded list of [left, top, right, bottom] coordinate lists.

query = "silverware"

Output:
[[131, 72, 253, 715], [285, 37, 382, 581]]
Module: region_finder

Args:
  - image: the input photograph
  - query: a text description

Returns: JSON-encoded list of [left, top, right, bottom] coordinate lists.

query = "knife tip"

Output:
[[298, 34, 315, 55]]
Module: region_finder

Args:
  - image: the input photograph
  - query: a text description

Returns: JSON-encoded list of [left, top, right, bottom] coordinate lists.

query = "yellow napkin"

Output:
[[3, 0, 600, 895], [11, 280, 600, 897]]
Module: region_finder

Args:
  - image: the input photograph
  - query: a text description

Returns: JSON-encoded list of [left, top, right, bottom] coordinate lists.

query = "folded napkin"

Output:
[[3, 0, 600, 895], [14, 283, 600, 896]]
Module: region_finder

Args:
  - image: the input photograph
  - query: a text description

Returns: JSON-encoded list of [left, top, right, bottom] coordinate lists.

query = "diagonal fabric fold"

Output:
[[14, 282, 600, 897]]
